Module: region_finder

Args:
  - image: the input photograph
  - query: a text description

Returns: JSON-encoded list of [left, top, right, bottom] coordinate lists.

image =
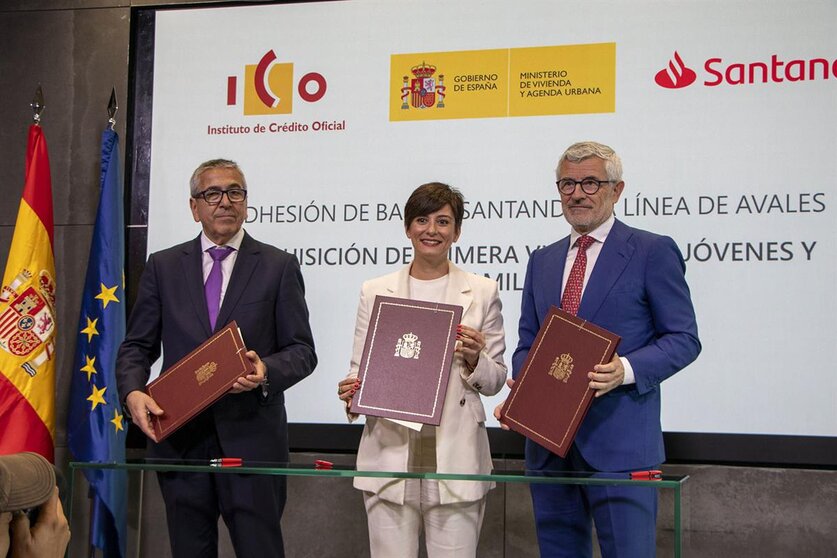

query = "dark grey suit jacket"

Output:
[[116, 232, 317, 461]]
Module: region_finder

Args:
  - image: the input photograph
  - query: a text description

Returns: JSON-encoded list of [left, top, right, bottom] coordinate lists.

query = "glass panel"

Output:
[[69, 460, 686, 557]]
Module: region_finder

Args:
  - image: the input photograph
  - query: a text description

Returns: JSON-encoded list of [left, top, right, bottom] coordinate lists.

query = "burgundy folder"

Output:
[[349, 296, 463, 426], [146, 321, 254, 441], [500, 306, 620, 457]]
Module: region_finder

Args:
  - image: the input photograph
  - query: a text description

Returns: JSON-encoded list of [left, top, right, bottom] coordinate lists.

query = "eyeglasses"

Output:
[[193, 187, 247, 205], [556, 178, 614, 196]]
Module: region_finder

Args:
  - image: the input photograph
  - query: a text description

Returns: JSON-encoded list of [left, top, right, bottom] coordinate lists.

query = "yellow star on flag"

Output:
[[111, 409, 124, 432], [80, 317, 100, 342], [80, 355, 97, 381], [87, 385, 107, 411], [95, 283, 120, 309]]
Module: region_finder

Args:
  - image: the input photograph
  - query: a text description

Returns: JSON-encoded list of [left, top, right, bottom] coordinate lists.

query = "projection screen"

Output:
[[130, 0, 837, 460]]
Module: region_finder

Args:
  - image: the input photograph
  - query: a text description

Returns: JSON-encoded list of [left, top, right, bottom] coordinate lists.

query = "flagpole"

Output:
[[87, 497, 96, 558], [108, 87, 117, 130], [31, 84, 45, 125], [135, 472, 144, 558]]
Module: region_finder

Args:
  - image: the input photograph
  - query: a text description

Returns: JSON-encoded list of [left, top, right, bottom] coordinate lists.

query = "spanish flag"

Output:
[[0, 124, 56, 461]]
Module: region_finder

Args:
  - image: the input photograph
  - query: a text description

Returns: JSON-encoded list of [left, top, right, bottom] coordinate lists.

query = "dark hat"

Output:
[[0, 452, 55, 512]]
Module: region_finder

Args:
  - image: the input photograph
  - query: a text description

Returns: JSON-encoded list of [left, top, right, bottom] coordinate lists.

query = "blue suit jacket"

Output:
[[116, 232, 317, 461], [513, 219, 700, 472]]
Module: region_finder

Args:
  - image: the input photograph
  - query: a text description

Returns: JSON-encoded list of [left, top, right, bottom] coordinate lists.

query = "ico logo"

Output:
[[228, 50, 328, 115]]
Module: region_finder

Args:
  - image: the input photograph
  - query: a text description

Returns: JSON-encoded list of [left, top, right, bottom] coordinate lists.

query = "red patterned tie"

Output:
[[561, 235, 594, 316]]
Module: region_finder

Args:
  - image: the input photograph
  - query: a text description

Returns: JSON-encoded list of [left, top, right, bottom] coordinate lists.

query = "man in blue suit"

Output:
[[116, 159, 317, 558], [509, 142, 700, 557]]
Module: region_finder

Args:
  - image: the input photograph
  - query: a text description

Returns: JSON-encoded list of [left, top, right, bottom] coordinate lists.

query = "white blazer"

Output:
[[348, 263, 507, 505]]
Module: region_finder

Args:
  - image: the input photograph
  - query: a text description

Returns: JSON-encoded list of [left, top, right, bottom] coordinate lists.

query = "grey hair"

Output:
[[189, 159, 247, 196], [556, 141, 623, 182]]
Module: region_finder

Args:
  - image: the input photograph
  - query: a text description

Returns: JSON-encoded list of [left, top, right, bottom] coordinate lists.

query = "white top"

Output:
[[408, 274, 449, 303]]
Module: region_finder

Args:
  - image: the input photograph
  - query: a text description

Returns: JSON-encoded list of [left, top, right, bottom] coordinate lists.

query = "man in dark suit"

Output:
[[116, 159, 317, 558], [505, 142, 700, 557]]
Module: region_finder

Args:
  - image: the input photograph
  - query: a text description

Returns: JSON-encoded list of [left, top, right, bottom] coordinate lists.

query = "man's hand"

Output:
[[126, 390, 164, 443], [230, 350, 267, 393], [589, 352, 625, 397], [492, 378, 515, 430], [1, 511, 12, 557], [9, 487, 70, 558]]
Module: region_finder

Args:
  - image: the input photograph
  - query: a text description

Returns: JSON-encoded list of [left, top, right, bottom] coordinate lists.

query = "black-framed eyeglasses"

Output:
[[193, 187, 247, 205], [556, 178, 614, 195]]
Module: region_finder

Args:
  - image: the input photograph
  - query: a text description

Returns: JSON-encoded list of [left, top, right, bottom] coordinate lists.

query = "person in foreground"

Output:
[[0, 452, 70, 558], [338, 182, 507, 557], [496, 141, 701, 557], [116, 159, 317, 558]]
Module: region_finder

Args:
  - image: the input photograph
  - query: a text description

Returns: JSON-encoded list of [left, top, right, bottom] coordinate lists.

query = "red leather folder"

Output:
[[349, 296, 463, 426], [500, 306, 620, 457], [146, 321, 254, 441]]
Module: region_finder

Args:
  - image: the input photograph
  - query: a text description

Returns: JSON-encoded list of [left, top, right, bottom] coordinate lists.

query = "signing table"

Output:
[[70, 459, 688, 557]]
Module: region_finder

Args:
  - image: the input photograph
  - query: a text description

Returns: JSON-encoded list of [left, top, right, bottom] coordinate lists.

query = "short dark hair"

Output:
[[404, 182, 465, 232]]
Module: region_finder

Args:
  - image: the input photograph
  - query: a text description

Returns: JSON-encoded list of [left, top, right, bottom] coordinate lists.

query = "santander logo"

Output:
[[655, 52, 697, 89], [656, 50, 837, 89]]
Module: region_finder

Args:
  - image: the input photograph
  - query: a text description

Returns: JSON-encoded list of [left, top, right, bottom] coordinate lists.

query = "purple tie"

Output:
[[205, 246, 234, 330]]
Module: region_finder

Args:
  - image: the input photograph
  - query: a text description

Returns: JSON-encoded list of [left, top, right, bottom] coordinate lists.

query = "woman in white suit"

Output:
[[337, 182, 507, 558]]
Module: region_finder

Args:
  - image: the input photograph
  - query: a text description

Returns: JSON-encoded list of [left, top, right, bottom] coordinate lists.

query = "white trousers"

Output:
[[363, 479, 486, 558]]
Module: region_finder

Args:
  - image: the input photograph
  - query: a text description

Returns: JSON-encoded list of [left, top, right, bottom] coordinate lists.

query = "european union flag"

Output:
[[67, 126, 127, 558]]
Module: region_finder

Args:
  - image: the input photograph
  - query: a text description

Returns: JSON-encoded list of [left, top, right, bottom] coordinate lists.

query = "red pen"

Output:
[[314, 459, 333, 469], [210, 458, 243, 467], [629, 470, 662, 480]]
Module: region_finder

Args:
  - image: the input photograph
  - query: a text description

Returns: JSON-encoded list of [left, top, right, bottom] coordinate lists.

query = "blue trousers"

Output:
[[529, 445, 658, 558]]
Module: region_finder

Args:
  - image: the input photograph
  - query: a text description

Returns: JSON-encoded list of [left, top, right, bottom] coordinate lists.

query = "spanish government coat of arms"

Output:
[[0, 268, 56, 377], [400, 61, 446, 110], [394, 332, 422, 360], [548, 353, 574, 383]]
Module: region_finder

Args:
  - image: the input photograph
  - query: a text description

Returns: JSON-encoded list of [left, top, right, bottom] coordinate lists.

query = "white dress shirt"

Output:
[[561, 215, 635, 385]]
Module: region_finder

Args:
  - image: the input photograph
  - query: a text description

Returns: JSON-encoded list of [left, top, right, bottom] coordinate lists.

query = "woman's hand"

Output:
[[456, 324, 486, 372], [338, 377, 360, 404]]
